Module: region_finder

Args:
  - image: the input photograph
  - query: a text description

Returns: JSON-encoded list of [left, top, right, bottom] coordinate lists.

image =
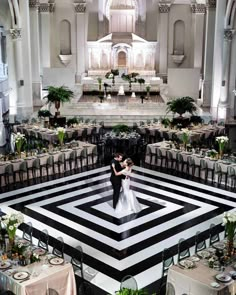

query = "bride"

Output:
[[112, 158, 142, 213]]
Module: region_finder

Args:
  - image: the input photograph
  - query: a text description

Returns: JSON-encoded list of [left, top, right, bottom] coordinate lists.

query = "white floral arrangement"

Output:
[[1, 212, 24, 240], [222, 211, 236, 225], [108, 73, 114, 79], [216, 136, 229, 144], [15, 132, 26, 156], [181, 128, 192, 146]]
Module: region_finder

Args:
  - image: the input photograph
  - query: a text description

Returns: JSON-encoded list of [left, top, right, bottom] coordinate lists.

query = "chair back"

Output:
[[209, 223, 220, 246], [162, 248, 174, 277], [32, 158, 40, 169], [38, 229, 49, 251], [22, 222, 33, 244], [4, 164, 14, 175], [177, 238, 190, 262], [195, 231, 206, 253], [52, 236, 64, 258], [227, 166, 235, 177], [166, 150, 173, 160], [187, 156, 194, 166], [120, 275, 138, 291], [200, 159, 207, 169], [71, 245, 84, 278], [214, 163, 222, 173], [19, 161, 27, 172], [47, 156, 54, 166]]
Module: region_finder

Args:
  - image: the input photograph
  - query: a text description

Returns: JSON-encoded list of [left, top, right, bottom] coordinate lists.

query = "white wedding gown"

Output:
[[115, 169, 142, 213]]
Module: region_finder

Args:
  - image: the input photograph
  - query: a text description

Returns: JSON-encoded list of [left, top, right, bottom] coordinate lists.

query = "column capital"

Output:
[[10, 28, 21, 40], [39, 3, 55, 13], [224, 29, 235, 42], [191, 4, 206, 14], [74, 2, 86, 13], [29, 0, 40, 10], [206, 0, 216, 10], [158, 4, 171, 13]]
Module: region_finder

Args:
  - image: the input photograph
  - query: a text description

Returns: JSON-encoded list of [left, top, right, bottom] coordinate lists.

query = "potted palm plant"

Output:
[[44, 86, 74, 117], [166, 96, 196, 118]]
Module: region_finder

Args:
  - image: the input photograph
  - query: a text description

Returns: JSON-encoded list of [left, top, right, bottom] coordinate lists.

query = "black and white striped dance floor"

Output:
[[0, 166, 235, 294]]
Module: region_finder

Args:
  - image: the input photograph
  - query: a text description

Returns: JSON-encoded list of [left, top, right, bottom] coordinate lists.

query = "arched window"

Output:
[[173, 20, 185, 55], [59, 20, 71, 55]]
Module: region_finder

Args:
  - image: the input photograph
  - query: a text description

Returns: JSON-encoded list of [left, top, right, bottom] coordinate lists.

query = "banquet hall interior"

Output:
[[0, 0, 236, 294]]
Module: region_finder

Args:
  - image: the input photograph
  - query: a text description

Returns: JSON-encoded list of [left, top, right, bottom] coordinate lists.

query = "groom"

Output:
[[110, 153, 124, 209]]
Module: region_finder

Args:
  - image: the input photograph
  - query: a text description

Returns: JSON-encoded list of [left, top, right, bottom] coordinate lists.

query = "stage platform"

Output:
[[59, 95, 212, 127]]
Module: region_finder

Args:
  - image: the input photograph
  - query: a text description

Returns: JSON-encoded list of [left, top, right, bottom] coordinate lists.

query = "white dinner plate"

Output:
[[0, 261, 11, 269], [13, 271, 30, 280], [179, 259, 194, 269], [49, 257, 64, 265], [215, 273, 231, 283], [197, 250, 211, 259]]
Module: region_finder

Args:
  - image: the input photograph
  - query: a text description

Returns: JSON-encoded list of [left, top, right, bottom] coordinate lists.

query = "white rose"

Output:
[[9, 225, 14, 231], [222, 217, 228, 225]]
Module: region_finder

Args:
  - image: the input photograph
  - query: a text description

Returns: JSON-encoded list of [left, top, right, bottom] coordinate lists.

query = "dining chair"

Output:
[[166, 150, 176, 171], [209, 223, 220, 246], [4, 164, 14, 187], [40, 156, 54, 180], [71, 245, 84, 279], [156, 148, 167, 169], [120, 275, 138, 291], [78, 282, 94, 295], [214, 163, 227, 187], [177, 238, 190, 262], [161, 248, 175, 277], [227, 166, 236, 189], [194, 231, 206, 253], [186, 156, 195, 177], [165, 282, 176, 295], [52, 236, 64, 258], [38, 229, 49, 251], [22, 222, 33, 244], [32, 158, 41, 182], [53, 153, 65, 176], [176, 154, 187, 175]]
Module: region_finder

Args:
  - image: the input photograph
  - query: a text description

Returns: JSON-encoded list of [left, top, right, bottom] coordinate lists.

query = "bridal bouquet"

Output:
[[56, 127, 65, 146]]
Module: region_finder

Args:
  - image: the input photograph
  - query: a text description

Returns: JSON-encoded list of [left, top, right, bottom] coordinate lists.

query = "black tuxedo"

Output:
[[110, 159, 125, 209]]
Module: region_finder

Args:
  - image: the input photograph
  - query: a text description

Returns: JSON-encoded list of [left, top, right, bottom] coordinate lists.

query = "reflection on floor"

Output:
[[0, 166, 234, 294]]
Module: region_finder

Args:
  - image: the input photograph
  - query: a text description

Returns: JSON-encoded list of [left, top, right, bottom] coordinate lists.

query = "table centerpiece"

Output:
[[15, 132, 26, 158], [181, 128, 191, 151], [1, 212, 24, 249], [56, 127, 66, 146], [222, 211, 236, 257], [216, 136, 229, 159]]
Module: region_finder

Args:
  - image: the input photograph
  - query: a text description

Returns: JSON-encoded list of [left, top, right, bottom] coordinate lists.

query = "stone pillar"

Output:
[[10, 28, 26, 120], [191, 4, 206, 69], [40, 3, 54, 68], [74, 2, 87, 83], [202, 0, 216, 108], [218, 29, 235, 120], [19, 0, 33, 120], [29, 0, 42, 107], [158, 4, 171, 76], [211, 0, 227, 119]]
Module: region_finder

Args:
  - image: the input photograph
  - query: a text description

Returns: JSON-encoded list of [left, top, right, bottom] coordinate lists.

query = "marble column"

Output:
[[202, 0, 216, 108], [9, 28, 26, 121], [191, 4, 206, 70], [211, 0, 227, 119], [40, 3, 53, 68], [158, 4, 171, 76], [218, 29, 235, 120], [74, 2, 87, 83], [29, 0, 42, 107]]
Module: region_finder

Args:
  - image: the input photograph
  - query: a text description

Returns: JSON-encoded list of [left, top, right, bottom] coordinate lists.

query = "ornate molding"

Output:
[[224, 29, 235, 41], [191, 4, 206, 14], [29, 0, 40, 9], [74, 2, 86, 13], [206, 0, 216, 9], [10, 28, 21, 40], [158, 4, 171, 13], [39, 3, 55, 13]]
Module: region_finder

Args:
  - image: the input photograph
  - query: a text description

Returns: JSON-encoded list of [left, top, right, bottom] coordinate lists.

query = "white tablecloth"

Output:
[[0, 262, 76, 295]]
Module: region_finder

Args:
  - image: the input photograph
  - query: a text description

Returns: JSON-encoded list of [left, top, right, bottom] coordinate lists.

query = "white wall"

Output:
[[168, 68, 200, 99]]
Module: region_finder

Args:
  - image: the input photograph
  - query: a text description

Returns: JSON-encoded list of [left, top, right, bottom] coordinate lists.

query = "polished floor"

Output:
[[0, 166, 234, 294]]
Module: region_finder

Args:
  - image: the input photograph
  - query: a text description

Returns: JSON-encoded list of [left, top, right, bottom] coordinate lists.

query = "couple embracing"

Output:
[[110, 153, 142, 213]]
